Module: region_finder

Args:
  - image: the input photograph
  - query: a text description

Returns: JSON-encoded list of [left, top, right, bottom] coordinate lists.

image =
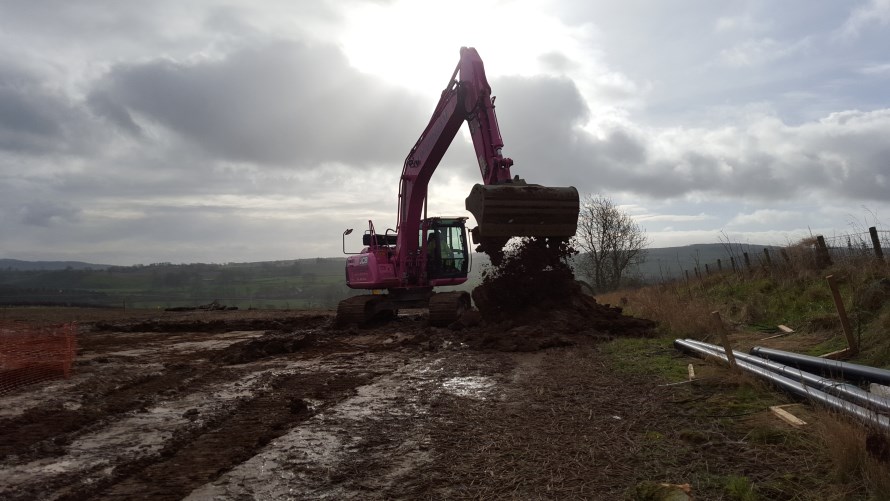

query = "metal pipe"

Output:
[[674, 339, 890, 432], [684, 339, 890, 414], [750, 346, 890, 386]]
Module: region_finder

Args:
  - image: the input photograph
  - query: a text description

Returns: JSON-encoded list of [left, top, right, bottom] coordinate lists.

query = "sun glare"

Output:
[[339, 0, 591, 96]]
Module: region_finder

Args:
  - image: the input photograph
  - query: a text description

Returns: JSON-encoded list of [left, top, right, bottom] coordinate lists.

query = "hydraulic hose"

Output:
[[674, 339, 890, 432]]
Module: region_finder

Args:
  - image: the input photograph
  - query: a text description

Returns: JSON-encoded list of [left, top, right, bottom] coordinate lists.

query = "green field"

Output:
[[0, 258, 356, 310]]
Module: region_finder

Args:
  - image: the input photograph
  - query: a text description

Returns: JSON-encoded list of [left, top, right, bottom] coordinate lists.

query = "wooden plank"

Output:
[[870, 383, 890, 398], [687, 363, 696, 381], [760, 333, 786, 341], [820, 348, 851, 360], [778, 325, 795, 333], [770, 405, 807, 427]]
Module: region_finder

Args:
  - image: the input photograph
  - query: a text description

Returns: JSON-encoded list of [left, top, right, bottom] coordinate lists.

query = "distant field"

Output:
[[0, 258, 355, 310], [0, 243, 779, 308]]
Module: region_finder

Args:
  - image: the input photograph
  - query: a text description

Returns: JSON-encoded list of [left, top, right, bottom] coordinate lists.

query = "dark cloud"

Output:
[[87, 93, 142, 135], [538, 51, 577, 73], [17, 201, 80, 227], [89, 41, 427, 167], [487, 74, 591, 185], [0, 61, 91, 154], [488, 75, 650, 191]]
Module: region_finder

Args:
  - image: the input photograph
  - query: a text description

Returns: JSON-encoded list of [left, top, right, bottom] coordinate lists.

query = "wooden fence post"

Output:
[[711, 311, 737, 369], [705, 264, 711, 276], [743, 252, 751, 271], [763, 248, 772, 268], [870, 226, 884, 261], [780, 248, 790, 264], [717, 259, 723, 272], [826, 274, 858, 355], [815, 235, 832, 268], [731, 256, 737, 274]]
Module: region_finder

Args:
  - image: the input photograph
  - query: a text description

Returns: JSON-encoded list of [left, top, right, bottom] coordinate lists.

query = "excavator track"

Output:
[[428, 291, 471, 327], [335, 295, 394, 327]]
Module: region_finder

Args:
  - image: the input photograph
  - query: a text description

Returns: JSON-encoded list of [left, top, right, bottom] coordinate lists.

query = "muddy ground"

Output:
[[0, 306, 838, 500]]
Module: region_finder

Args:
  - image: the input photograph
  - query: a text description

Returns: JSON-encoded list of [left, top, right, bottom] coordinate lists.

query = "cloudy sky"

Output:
[[1, 0, 888, 265]]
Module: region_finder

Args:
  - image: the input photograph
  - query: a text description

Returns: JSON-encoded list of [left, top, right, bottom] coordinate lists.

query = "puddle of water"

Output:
[[441, 376, 495, 399], [184, 426, 354, 500], [185, 358, 436, 500], [167, 331, 268, 353]]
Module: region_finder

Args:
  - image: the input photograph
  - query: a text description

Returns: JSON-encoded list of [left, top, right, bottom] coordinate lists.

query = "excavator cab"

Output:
[[422, 217, 469, 282]]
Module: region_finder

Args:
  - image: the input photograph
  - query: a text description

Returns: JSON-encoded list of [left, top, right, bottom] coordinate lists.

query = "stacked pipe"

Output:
[[673, 339, 890, 432]]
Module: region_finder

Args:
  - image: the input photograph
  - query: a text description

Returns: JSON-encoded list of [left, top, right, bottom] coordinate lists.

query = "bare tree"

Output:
[[575, 194, 650, 292]]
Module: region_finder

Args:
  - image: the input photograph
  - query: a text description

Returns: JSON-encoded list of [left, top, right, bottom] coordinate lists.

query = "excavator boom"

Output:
[[399, 47, 578, 261]]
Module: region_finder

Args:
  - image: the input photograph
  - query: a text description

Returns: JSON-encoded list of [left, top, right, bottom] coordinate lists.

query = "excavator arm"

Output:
[[395, 46, 579, 279]]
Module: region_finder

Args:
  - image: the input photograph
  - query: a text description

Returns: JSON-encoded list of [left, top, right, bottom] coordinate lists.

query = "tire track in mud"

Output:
[[184, 352, 515, 500], [0, 332, 316, 462], [60, 370, 376, 501], [0, 364, 200, 461]]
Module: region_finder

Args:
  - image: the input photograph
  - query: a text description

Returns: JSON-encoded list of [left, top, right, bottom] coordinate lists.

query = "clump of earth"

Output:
[[472, 237, 579, 321], [460, 237, 657, 350]]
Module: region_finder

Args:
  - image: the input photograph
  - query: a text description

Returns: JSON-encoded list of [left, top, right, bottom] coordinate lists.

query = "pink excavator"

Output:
[[337, 47, 579, 326]]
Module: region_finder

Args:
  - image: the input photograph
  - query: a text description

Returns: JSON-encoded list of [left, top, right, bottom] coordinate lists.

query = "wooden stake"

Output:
[[780, 248, 791, 264], [816, 236, 832, 268], [711, 311, 737, 369], [870, 226, 884, 261], [826, 274, 858, 355], [687, 363, 696, 381]]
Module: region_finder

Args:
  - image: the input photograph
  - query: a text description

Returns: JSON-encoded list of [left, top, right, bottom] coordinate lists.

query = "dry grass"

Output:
[[596, 284, 715, 338], [815, 413, 890, 499], [596, 243, 890, 497]]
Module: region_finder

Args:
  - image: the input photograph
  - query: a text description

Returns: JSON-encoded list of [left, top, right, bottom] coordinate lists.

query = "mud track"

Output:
[[1, 308, 829, 499]]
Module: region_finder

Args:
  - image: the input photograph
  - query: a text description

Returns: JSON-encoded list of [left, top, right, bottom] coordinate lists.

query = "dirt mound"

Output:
[[93, 314, 329, 333], [214, 332, 316, 365], [467, 237, 657, 350]]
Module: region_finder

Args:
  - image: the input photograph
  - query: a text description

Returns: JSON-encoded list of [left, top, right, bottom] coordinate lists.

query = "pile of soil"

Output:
[[465, 238, 657, 350], [214, 332, 317, 365], [93, 314, 330, 333]]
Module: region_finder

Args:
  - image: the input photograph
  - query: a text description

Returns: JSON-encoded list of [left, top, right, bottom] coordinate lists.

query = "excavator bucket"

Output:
[[465, 182, 580, 239]]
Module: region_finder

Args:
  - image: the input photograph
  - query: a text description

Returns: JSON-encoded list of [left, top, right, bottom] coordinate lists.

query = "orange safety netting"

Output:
[[0, 322, 77, 395]]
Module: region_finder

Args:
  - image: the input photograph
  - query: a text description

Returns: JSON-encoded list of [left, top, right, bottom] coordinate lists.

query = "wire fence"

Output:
[[679, 227, 888, 283], [822, 229, 889, 264]]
